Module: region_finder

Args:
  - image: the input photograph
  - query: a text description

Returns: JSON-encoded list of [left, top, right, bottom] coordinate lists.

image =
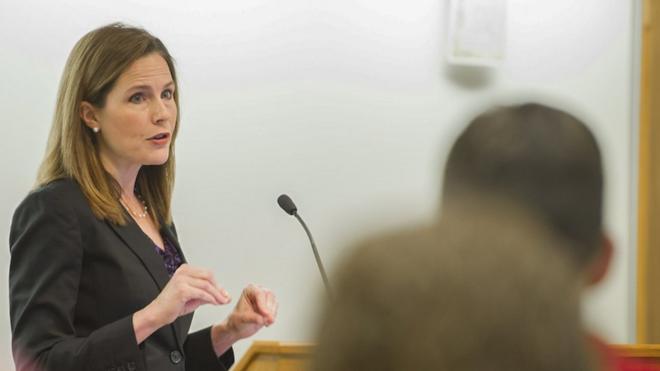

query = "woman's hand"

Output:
[[210, 284, 279, 356], [133, 264, 231, 344]]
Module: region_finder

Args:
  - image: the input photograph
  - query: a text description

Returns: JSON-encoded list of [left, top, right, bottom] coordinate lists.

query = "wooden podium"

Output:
[[233, 341, 313, 371], [233, 341, 660, 370]]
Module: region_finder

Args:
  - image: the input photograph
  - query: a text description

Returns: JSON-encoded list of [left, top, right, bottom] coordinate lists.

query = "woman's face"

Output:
[[84, 53, 177, 174]]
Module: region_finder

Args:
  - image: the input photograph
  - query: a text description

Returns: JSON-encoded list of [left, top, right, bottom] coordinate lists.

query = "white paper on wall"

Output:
[[447, 0, 507, 66]]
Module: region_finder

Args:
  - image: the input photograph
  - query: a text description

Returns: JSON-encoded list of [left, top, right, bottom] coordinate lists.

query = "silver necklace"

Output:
[[120, 194, 148, 219]]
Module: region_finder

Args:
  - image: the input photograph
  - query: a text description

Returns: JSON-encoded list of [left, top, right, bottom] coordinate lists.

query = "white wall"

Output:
[[0, 0, 639, 369]]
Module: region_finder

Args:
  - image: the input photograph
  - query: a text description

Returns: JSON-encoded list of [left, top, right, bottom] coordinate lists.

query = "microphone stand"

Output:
[[293, 212, 332, 298]]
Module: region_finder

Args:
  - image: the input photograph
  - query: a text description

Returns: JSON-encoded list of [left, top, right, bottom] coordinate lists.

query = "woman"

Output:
[[9, 23, 278, 371]]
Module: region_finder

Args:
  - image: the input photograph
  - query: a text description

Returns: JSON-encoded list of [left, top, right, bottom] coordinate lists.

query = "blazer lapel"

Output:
[[106, 219, 171, 291], [160, 223, 192, 350], [108, 219, 194, 352]]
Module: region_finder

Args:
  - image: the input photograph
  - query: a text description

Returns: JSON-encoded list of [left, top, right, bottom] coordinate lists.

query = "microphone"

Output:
[[277, 194, 297, 215], [277, 194, 332, 297]]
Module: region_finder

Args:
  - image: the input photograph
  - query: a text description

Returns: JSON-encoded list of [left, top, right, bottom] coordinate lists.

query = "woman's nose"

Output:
[[151, 97, 173, 124]]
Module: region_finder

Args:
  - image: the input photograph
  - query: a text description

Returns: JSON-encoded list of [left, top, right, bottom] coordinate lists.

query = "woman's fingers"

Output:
[[174, 264, 231, 304], [236, 311, 266, 326], [186, 277, 231, 305], [220, 285, 279, 340], [182, 282, 220, 306], [244, 284, 277, 324], [265, 290, 278, 324], [261, 290, 277, 325], [247, 285, 269, 317], [152, 264, 235, 325]]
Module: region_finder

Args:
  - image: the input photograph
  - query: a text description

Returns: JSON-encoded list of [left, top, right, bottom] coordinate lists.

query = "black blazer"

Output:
[[9, 178, 234, 371]]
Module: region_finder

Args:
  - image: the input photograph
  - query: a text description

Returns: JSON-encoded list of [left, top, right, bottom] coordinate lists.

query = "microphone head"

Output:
[[277, 194, 298, 215]]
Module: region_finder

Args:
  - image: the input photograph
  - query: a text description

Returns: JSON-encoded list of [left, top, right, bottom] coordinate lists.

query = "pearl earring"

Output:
[[92, 127, 100, 133]]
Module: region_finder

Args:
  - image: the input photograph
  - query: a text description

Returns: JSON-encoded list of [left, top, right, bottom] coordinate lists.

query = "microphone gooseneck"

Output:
[[277, 194, 332, 297]]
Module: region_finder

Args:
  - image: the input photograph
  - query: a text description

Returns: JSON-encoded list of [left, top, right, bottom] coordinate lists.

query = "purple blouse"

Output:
[[154, 237, 183, 277]]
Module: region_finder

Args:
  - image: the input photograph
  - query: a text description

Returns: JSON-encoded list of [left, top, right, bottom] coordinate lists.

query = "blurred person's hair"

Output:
[[442, 102, 603, 267], [312, 206, 592, 371]]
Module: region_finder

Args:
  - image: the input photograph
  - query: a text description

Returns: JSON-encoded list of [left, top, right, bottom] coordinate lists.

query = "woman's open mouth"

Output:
[[147, 132, 170, 145]]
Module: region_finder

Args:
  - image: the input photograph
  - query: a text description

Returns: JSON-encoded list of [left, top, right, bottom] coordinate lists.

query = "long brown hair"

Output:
[[36, 23, 180, 227]]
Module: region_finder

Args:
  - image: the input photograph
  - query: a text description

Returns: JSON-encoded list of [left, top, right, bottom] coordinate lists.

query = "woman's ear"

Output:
[[80, 101, 100, 131]]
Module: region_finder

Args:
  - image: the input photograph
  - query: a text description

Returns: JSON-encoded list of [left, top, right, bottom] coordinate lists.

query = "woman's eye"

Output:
[[162, 89, 173, 100], [129, 93, 144, 104]]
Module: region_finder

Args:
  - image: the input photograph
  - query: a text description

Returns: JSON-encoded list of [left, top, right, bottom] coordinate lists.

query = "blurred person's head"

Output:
[[312, 209, 592, 371], [442, 102, 609, 284]]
